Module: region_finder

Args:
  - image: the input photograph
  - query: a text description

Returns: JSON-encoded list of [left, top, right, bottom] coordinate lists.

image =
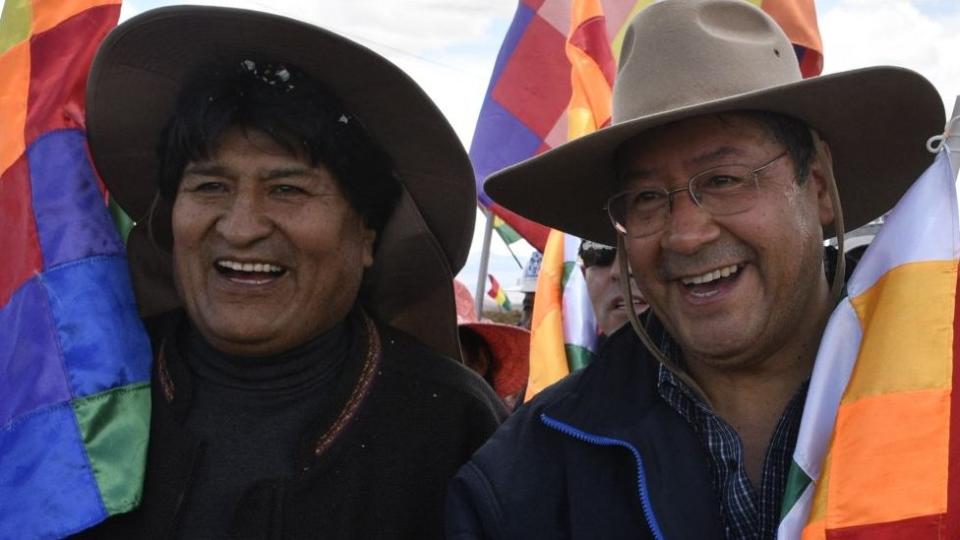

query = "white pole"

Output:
[[947, 96, 960, 180], [475, 208, 495, 319]]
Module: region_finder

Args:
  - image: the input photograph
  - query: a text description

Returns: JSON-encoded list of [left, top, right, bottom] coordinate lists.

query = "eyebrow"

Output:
[[182, 163, 231, 178], [181, 164, 314, 181], [620, 146, 749, 182], [262, 166, 314, 180]]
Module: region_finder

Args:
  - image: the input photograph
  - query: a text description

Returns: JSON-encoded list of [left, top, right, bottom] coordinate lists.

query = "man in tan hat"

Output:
[[446, 0, 943, 538], [76, 6, 505, 538]]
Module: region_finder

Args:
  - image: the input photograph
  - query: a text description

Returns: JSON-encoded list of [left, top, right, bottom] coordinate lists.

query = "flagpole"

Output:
[[475, 207, 495, 319], [503, 237, 524, 268], [947, 96, 960, 180]]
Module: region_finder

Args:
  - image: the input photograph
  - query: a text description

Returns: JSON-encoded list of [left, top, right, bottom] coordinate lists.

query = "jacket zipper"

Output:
[[540, 413, 666, 540]]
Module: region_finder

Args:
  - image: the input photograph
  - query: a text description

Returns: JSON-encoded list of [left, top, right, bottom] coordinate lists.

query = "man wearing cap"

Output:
[[77, 6, 504, 538], [446, 0, 943, 538]]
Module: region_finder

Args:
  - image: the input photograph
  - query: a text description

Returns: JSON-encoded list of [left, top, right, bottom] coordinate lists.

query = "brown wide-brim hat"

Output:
[[485, 0, 945, 245], [86, 6, 476, 360]]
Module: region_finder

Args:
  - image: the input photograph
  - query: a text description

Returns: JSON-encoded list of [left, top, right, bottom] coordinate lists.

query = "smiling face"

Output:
[[172, 126, 375, 357], [615, 113, 834, 369]]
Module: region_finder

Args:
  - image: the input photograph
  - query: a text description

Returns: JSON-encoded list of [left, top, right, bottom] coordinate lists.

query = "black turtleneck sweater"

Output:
[[175, 316, 352, 538]]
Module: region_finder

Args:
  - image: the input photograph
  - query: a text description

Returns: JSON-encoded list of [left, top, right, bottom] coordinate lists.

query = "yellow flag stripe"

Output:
[[846, 260, 957, 402]]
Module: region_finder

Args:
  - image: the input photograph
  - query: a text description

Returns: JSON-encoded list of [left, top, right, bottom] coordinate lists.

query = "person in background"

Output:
[[578, 240, 649, 338], [78, 6, 504, 538], [459, 323, 530, 410], [514, 251, 541, 330]]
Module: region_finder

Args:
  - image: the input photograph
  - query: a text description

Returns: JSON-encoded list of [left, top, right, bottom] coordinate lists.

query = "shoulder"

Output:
[[444, 370, 589, 539], [372, 322, 508, 421]]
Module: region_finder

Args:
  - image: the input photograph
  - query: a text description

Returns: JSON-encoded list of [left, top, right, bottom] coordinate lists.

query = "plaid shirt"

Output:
[[657, 363, 807, 540]]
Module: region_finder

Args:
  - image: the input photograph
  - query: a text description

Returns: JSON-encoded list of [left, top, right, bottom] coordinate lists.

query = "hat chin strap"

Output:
[[815, 134, 847, 303], [617, 234, 712, 405], [617, 139, 847, 406]]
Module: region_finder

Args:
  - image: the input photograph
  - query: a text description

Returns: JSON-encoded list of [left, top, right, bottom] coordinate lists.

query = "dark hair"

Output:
[[743, 111, 815, 183], [157, 59, 402, 235]]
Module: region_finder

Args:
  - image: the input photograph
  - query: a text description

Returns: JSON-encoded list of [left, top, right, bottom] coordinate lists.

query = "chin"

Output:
[[678, 327, 757, 362]]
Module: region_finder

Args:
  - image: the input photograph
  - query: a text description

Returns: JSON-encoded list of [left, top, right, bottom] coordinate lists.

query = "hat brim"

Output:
[[460, 322, 530, 398], [486, 67, 944, 244], [86, 6, 476, 359]]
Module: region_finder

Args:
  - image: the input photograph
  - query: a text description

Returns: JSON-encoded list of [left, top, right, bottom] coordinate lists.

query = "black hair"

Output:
[[157, 58, 402, 235], [743, 111, 815, 184]]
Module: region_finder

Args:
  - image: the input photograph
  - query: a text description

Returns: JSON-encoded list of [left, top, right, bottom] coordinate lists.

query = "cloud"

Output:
[[122, 0, 515, 146], [820, 0, 960, 113], [126, 0, 516, 53]]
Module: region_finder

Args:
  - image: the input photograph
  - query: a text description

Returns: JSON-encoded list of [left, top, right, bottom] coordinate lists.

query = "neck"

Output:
[[179, 307, 355, 393], [679, 275, 831, 485], [694, 322, 825, 420]]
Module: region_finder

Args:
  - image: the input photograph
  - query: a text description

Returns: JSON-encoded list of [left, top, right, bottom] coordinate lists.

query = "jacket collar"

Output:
[[539, 320, 723, 540], [540, 321, 665, 437]]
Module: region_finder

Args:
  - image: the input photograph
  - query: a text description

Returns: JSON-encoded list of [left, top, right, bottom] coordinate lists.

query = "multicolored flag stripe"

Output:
[[493, 214, 522, 245], [525, 230, 579, 399], [487, 274, 513, 311], [750, 0, 822, 78], [0, 1, 152, 537], [777, 148, 960, 538], [524, 0, 612, 401], [470, 0, 643, 251], [524, 234, 595, 389]]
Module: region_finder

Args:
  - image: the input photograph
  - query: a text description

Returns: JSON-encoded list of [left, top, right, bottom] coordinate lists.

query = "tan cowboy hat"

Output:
[[485, 0, 945, 245], [85, 6, 475, 360]]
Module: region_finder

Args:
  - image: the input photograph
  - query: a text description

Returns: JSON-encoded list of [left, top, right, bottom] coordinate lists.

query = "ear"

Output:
[[808, 133, 837, 227]]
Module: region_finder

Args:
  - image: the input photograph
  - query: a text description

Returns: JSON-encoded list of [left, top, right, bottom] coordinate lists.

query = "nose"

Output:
[[215, 189, 272, 245], [660, 191, 720, 254]]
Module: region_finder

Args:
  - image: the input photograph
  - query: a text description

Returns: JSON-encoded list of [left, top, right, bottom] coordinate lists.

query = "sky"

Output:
[[6, 0, 960, 306]]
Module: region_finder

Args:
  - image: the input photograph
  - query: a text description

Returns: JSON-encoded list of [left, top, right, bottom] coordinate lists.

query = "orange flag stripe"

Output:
[[760, 0, 822, 56], [526, 229, 571, 401], [827, 388, 950, 529], [0, 41, 29, 174], [30, 0, 120, 35]]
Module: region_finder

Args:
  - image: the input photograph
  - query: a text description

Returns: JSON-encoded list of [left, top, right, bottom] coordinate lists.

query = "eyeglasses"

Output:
[[606, 151, 788, 238]]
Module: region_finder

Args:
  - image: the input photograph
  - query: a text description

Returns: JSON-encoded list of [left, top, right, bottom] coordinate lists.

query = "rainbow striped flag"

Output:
[[471, 0, 821, 252], [0, 1, 152, 537], [524, 0, 620, 400], [777, 146, 960, 538], [487, 274, 513, 311], [526, 229, 598, 399], [471, 0, 645, 251]]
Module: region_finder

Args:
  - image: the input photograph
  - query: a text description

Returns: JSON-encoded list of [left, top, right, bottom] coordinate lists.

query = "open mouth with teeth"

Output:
[[614, 296, 648, 311], [215, 260, 288, 284], [680, 264, 742, 298]]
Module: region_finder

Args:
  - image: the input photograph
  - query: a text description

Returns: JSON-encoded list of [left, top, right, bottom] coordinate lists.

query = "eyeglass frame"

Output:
[[605, 151, 790, 238]]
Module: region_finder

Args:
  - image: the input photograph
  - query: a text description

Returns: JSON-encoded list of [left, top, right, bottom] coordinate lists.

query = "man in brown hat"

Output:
[[445, 0, 943, 538], [76, 6, 505, 538]]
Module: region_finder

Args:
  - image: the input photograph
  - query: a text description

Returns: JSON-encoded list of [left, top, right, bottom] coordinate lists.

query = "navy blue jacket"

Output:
[[445, 326, 723, 539]]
